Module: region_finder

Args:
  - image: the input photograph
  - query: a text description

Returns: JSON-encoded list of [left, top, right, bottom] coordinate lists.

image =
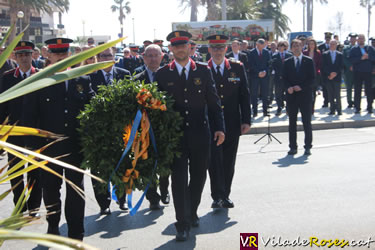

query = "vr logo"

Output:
[[240, 233, 258, 250]]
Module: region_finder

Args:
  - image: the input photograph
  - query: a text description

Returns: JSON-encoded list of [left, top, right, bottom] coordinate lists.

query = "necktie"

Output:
[[23, 73, 27, 79], [216, 65, 222, 78], [181, 67, 186, 82], [296, 58, 301, 72], [281, 52, 285, 63], [106, 72, 112, 85], [259, 50, 262, 59]]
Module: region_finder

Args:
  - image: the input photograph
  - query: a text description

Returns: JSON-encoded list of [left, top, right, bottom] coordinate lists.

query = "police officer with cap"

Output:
[[0, 41, 42, 214], [123, 45, 144, 74], [153, 39, 170, 66], [155, 30, 225, 241], [189, 40, 203, 62], [343, 33, 358, 108], [206, 34, 251, 209], [23, 37, 94, 240]]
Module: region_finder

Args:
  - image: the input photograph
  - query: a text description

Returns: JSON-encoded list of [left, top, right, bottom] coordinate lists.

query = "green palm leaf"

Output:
[[0, 25, 27, 69]]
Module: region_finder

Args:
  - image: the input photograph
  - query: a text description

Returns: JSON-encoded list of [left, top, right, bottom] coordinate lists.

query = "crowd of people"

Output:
[[0, 30, 374, 242]]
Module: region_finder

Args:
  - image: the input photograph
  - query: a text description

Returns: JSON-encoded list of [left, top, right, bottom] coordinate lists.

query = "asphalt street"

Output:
[[1, 127, 375, 250]]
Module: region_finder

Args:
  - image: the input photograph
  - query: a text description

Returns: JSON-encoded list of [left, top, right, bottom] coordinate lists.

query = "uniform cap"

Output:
[[166, 30, 192, 46], [44, 37, 73, 53], [206, 35, 229, 46], [14, 41, 35, 53]]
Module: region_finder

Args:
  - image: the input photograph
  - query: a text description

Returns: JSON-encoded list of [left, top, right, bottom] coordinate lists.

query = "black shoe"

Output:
[[322, 104, 328, 108], [253, 111, 258, 117], [211, 199, 224, 209], [149, 202, 161, 210], [276, 109, 281, 116], [263, 111, 269, 116], [304, 148, 311, 156], [222, 198, 234, 208], [119, 203, 128, 211], [355, 109, 360, 114], [161, 193, 170, 205], [348, 104, 353, 108], [176, 229, 189, 241], [288, 149, 297, 155], [337, 111, 342, 116], [368, 109, 373, 114], [328, 111, 335, 115], [100, 207, 111, 215], [191, 217, 200, 227], [47, 225, 60, 235]]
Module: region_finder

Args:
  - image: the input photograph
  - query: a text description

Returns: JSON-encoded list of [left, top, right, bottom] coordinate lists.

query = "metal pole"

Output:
[[221, 0, 227, 20], [132, 18, 135, 44]]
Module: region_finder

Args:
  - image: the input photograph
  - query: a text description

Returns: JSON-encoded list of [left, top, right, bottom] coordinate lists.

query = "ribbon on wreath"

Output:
[[109, 88, 165, 216]]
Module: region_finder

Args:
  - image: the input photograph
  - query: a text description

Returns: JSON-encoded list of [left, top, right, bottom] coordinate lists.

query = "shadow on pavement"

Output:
[[59, 207, 165, 239], [156, 209, 235, 250], [272, 154, 309, 168]]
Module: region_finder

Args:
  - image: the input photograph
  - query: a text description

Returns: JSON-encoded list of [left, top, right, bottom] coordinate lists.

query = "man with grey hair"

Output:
[[248, 38, 271, 116], [133, 44, 170, 210]]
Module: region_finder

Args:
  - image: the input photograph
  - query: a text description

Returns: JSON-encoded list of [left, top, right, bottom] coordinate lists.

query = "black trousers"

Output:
[[354, 71, 373, 111], [274, 76, 285, 110], [251, 76, 269, 113], [9, 157, 42, 212], [171, 129, 210, 232], [146, 175, 169, 204], [287, 92, 313, 150], [91, 177, 126, 210], [325, 79, 342, 112], [209, 136, 240, 200], [42, 154, 85, 240]]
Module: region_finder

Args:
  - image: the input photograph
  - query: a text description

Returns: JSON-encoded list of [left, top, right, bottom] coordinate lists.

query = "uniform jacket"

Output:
[[225, 51, 249, 72], [0, 67, 38, 145], [0, 59, 17, 88], [349, 45, 375, 73], [23, 75, 95, 161], [118, 55, 144, 74], [318, 43, 330, 54], [208, 58, 251, 138], [283, 55, 316, 97], [343, 44, 354, 72], [89, 66, 130, 92], [248, 48, 271, 78], [155, 58, 225, 133], [322, 50, 344, 82]]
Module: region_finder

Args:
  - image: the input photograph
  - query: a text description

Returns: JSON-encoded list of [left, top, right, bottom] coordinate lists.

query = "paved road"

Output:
[[1, 127, 375, 250]]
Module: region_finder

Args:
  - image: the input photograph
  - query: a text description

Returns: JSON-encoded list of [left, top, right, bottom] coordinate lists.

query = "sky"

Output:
[[58, 0, 375, 45]]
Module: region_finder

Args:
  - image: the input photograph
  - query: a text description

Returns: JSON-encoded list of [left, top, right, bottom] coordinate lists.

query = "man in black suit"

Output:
[[349, 34, 375, 114], [283, 39, 315, 156], [89, 47, 130, 215], [133, 44, 170, 210], [206, 34, 251, 209], [155, 31, 225, 241], [272, 41, 293, 116], [322, 40, 344, 115], [90, 48, 130, 92], [23, 38, 95, 240], [318, 32, 333, 108], [248, 38, 272, 116], [0, 41, 42, 214], [225, 39, 248, 71], [122, 45, 144, 74]]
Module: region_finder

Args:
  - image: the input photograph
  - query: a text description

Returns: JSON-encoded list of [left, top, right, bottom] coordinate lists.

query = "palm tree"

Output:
[[289, 0, 327, 31], [7, 0, 69, 41], [111, 0, 131, 42], [179, 0, 200, 21], [360, 0, 375, 41]]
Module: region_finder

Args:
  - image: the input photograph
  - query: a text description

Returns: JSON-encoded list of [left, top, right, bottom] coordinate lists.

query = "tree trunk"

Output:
[[23, 9, 31, 41], [190, 0, 198, 21], [306, 0, 313, 31], [303, 2, 306, 31]]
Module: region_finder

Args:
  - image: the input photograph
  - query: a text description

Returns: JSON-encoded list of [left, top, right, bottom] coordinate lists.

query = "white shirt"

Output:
[[233, 52, 239, 61], [101, 68, 114, 83], [175, 60, 191, 80], [211, 60, 225, 76], [294, 54, 303, 67], [19, 68, 31, 78]]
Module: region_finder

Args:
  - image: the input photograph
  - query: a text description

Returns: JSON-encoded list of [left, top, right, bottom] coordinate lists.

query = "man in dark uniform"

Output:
[[0, 41, 42, 214], [89, 47, 130, 215], [283, 39, 315, 156], [206, 35, 251, 209], [189, 40, 203, 62], [343, 33, 358, 108], [133, 44, 170, 210], [122, 45, 143, 74], [248, 38, 271, 117], [139, 40, 152, 53], [318, 32, 333, 108], [155, 30, 225, 241], [349, 34, 375, 114], [322, 40, 344, 115], [272, 41, 293, 116], [0, 47, 18, 89], [153, 39, 170, 67], [23, 38, 94, 240]]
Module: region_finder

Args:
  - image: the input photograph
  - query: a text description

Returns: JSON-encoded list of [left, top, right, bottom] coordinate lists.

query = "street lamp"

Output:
[[17, 11, 24, 34], [132, 18, 135, 44]]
